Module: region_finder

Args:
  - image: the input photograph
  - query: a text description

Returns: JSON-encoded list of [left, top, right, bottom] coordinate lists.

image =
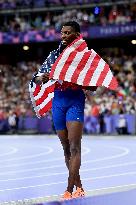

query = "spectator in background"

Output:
[[116, 109, 128, 135], [90, 102, 100, 133], [8, 110, 19, 134], [98, 111, 105, 134], [0, 108, 8, 133], [104, 109, 112, 134]]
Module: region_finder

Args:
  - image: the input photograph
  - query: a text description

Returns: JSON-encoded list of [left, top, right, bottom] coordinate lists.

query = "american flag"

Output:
[[29, 36, 118, 118], [29, 45, 61, 118], [50, 36, 118, 90], [29, 78, 56, 118]]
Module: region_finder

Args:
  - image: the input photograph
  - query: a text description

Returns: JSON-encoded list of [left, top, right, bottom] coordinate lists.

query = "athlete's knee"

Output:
[[70, 142, 81, 156]]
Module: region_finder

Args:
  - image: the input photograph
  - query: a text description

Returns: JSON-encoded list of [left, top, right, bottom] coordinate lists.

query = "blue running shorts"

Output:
[[52, 89, 85, 131]]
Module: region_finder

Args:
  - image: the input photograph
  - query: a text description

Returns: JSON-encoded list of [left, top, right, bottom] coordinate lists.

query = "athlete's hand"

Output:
[[35, 73, 50, 84], [41, 73, 50, 83]]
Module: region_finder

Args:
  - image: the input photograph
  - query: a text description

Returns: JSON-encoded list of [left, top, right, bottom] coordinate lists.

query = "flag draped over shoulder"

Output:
[[50, 36, 118, 90], [29, 45, 61, 118], [29, 36, 118, 118]]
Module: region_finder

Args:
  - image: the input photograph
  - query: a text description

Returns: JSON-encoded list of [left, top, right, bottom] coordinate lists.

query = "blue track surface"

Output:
[[0, 135, 136, 204]]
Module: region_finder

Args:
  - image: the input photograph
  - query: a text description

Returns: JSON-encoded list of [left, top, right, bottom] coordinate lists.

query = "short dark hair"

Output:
[[62, 21, 80, 33]]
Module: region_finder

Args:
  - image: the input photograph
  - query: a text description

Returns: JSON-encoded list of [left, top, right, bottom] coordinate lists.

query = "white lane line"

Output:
[[0, 146, 90, 168], [0, 145, 129, 175], [8, 183, 136, 203], [0, 148, 90, 176], [0, 147, 18, 157], [0, 146, 53, 162], [0, 171, 136, 192], [82, 145, 129, 164], [84, 171, 136, 181], [87, 183, 136, 193], [1, 160, 136, 182], [0, 135, 57, 139]]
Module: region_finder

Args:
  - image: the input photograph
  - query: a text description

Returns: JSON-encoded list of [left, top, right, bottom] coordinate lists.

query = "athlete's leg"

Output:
[[52, 92, 85, 197], [56, 129, 71, 169], [57, 129, 82, 188], [52, 98, 71, 169], [66, 121, 83, 193]]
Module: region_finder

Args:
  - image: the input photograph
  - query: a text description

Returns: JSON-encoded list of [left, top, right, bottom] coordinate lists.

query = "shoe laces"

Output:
[[72, 187, 85, 198]]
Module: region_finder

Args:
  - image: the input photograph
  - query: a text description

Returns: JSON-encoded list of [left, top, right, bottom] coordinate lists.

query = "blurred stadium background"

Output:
[[0, 1, 136, 205], [0, 0, 136, 135]]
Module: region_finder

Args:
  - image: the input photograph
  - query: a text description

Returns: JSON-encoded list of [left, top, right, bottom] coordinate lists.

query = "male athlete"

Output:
[[34, 21, 97, 200]]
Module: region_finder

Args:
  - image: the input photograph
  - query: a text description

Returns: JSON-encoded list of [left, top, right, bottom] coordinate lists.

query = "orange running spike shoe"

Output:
[[72, 187, 85, 198], [61, 191, 72, 200]]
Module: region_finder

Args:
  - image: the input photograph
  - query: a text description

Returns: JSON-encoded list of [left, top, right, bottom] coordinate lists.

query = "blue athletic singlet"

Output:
[[52, 88, 85, 131]]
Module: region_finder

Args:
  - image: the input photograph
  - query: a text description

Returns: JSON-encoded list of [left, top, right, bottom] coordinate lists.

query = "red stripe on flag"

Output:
[[33, 84, 41, 97], [108, 76, 118, 90], [58, 52, 77, 80], [35, 84, 55, 106], [77, 41, 87, 52], [39, 100, 52, 116], [83, 54, 101, 86], [96, 63, 109, 86], [71, 51, 91, 83], [50, 38, 86, 79]]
